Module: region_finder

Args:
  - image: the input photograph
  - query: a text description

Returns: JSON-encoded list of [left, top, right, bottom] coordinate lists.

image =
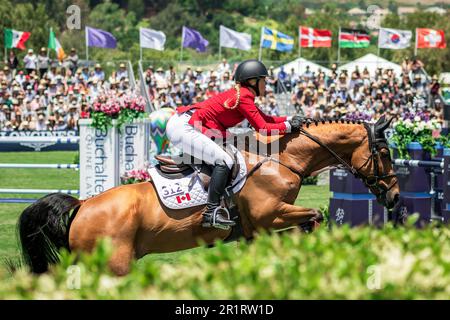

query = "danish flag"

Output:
[[299, 26, 332, 47], [176, 193, 191, 203], [416, 28, 446, 49]]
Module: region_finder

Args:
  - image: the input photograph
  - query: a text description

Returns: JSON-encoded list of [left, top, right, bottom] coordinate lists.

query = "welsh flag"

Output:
[[4, 28, 31, 50], [48, 28, 66, 61]]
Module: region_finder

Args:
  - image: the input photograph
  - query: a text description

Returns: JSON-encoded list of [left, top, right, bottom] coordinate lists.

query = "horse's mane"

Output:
[[296, 117, 366, 129], [230, 117, 370, 155]]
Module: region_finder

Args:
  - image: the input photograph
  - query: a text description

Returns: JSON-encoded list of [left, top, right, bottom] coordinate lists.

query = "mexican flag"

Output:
[[339, 28, 370, 48], [48, 28, 65, 61], [4, 28, 31, 50]]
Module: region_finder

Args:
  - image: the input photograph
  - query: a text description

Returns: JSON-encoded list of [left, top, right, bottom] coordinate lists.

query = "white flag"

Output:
[[139, 27, 166, 51], [219, 25, 251, 51], [378, 28, 412, 49]]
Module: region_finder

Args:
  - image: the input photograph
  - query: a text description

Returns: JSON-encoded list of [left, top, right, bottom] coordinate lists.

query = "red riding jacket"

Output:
[[177, 86, 288, 138]]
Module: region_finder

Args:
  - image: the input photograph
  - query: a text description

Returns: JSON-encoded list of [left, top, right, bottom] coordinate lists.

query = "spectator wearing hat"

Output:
[[117, 63, 128, 81], [23, 49, 37, 75], [7, 50, 19, 77], [3, 120, 14, 132], [194, 68, 205, 85], [219, 71, 233, 91], [65, 48, 79, 74], [217, 59, 230, 77], [3, 66, 13, 82], [166, 65, 177, 84], [93, 64, 105, 81], [35, 114, 47, 131], [205, 81, 218, 99], [37, 48, 50, 78]]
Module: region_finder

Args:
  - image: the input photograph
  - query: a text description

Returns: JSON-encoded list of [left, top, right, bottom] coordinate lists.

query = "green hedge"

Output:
[[1, 216, 450, 299]]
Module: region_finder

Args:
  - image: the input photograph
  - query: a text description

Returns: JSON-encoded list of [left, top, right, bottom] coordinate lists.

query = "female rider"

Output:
[[166, 59, 302, 229]]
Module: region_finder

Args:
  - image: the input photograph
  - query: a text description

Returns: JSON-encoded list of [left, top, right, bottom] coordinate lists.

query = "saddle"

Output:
[[154, 147, 240, 191]]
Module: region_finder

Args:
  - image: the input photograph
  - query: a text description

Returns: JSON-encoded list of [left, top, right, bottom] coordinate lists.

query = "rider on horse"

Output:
[[166, 59, 303, 229]]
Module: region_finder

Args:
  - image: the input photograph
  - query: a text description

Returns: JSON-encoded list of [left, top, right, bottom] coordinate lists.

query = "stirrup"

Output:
[[202, 206, 235, 230]]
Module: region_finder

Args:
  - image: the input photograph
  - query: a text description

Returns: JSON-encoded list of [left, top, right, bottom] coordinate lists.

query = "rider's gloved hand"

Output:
[[287, 116, 303, 133]]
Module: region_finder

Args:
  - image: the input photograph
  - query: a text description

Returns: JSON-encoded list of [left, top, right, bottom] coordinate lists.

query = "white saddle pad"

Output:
[[148, 145, 247, 210]]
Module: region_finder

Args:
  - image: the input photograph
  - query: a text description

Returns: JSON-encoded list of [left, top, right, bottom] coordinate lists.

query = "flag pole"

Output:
[[377, 28, 381, 69], [219, 26, 222, 61], [298, 26, 302, 59], [180, 26, 185, 63], [139, 29, 143, 62], [337, 26, 341, 66], [258, 27, 263, 61], [85, 27, 89, 62], [414, 28, 418, 57]]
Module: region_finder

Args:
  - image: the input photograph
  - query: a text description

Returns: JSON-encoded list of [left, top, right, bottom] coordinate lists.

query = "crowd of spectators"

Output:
[[284, 59, 443, 122], [1, 53, 444, 132], [0, 48, 131, 132], [144, 57, 443, 125]]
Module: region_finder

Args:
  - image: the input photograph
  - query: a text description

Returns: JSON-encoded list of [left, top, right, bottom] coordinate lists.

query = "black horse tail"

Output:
[[18, 193, 81, 274]]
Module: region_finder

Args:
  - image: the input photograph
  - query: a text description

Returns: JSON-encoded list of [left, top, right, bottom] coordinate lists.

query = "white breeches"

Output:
[[166, 113, 234, 169]]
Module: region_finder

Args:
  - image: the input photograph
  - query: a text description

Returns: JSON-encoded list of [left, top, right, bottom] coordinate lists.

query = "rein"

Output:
[[228, 121, 397, 203]]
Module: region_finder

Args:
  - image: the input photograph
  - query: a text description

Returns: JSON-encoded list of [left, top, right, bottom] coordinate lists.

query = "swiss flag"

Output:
[[176, 193, 191, 204], [299, 26, 332, 47], [416, 28, 446, 48]]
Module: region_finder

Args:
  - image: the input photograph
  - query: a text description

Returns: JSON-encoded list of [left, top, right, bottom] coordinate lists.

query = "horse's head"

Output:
[[353, 116, 400, 209]]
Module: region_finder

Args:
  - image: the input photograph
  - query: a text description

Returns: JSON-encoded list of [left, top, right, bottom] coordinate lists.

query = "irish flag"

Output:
[[48, 28, 65, 61], [4, 28, 31, 50]]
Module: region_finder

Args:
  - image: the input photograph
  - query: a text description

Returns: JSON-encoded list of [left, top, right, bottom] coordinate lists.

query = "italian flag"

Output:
[[48, 28, 65, 61], [4, 28, 31, 50], [339, 28, 370, 48]]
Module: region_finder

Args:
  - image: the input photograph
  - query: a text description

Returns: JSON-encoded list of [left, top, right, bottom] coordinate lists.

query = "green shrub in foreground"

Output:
[[1, 217, 450, 299]]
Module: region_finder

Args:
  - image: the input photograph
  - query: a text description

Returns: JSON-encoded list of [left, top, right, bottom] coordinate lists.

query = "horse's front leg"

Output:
[[271, 203, 323, 230]]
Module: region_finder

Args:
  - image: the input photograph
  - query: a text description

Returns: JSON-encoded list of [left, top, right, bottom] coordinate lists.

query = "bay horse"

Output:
[[18, 116, 400, 275]]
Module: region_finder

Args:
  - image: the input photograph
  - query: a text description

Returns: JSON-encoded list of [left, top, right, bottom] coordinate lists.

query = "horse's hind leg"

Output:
[[108, 241, 135, 276]]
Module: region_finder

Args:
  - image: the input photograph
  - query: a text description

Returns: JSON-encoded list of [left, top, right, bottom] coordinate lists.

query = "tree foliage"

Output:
[[0, 0, 448, 73]]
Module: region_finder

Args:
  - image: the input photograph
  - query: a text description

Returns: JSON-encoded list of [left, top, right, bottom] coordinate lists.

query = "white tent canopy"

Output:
[[337, 53, 403, 77], [274, 57, 331, 77]]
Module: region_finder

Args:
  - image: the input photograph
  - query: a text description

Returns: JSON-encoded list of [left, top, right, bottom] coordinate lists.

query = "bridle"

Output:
[[297, 122, 397, 204], [228, 120, 398, 205]]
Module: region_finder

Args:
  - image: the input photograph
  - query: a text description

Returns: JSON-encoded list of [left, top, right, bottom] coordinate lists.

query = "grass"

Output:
[[0, 151, 331, 271]]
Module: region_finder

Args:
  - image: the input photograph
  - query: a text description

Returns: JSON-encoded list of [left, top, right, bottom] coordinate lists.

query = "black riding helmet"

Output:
[[233, 59, 269, 96]]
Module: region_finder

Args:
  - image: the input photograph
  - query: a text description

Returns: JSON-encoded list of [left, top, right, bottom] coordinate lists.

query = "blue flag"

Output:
[[260, 27, 294, 52], [182, 26, 209, 52], [86, 26, 117, 49]]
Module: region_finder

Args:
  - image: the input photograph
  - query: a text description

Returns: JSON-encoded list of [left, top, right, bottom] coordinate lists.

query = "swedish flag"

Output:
[[260, 27, 294, 52]]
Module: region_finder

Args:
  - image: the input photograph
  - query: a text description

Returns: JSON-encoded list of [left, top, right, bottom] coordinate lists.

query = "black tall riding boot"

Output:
[[202, 163, 236, 230]]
